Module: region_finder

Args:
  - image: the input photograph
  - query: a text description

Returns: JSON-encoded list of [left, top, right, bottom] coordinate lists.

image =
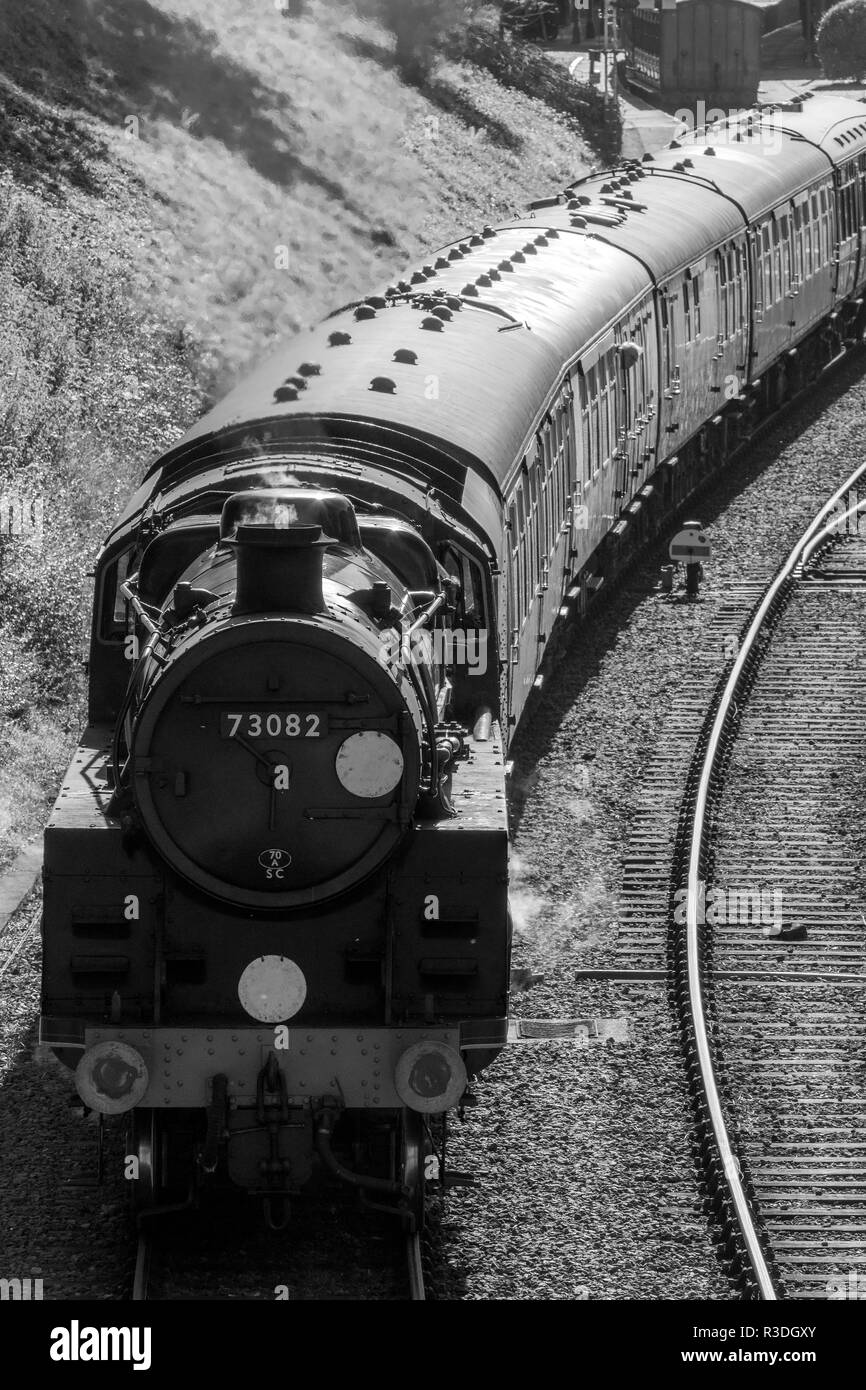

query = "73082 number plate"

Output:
[[220, 710, 328, 739]]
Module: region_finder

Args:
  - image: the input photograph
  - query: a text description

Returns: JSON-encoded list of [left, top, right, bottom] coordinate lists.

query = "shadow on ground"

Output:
[[342, 31, 524, 151], [0, 0, 358, 203]]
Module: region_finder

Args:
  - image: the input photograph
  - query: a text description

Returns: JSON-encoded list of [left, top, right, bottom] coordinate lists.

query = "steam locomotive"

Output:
[[40, 91, 866, 1228]]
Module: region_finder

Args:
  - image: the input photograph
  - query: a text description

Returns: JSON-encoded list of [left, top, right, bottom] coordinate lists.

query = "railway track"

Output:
[[130, 1199, 427, 1302], [672, 463, 866, 1299]]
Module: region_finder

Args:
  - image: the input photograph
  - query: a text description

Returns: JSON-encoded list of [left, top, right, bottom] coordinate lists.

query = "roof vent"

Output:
[[498, 260, 514, 272], [461, 284, 479, 296], [470, 234, 484, 246], [274, 384, 299, 402], [546, 229, 559, 238], [284, 375, 307, 389], [567, 198, 581, 209], [420, 315, 444, 330], [328, 331, 352, 347], [446, 296, 462, 311], [482, 225, 495, 238], [365, 297, 387, 310], [570, 216, 587, 228], [599, 183, 613, 193], [672, 161, 684, 172], [682, 159, 693, 168], [459, 242, 472, 253], [642, 153, 654, 162], [410, 271, 426, 284], [448, 247, 462, 260], [435, 256, 450, 269], [398, 280, 412, 292], [577, 194, 591, 204], [431, 305, 452, 321], [394, 348, 418, 364], [297, 362, 320, 377], [534, 235, 549, 246], [422, 265, 436, 277], [523, 243, 538, 254], [669, 140, 681, 149], [370, 376, 396, 393], [476, 274, 492, 287], [488, 268, 501, 280], [704, 147, 716, 156], [355, 304, 377, 319], [511, 251, 525, 263]]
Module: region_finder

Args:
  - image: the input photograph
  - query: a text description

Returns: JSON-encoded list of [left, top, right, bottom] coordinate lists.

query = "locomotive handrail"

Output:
[[682, 460, 866, 1300]]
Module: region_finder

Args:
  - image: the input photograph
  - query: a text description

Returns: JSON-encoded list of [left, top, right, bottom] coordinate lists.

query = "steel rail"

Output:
[[682, 461, 866, 1300], [132, 1229, 151, 1302], [406, 1230, 426, 1301]]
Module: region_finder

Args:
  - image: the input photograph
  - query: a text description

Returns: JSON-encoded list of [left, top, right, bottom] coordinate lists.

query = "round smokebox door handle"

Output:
[[238, 955, 307, 1023], [335, 731, 404, 798]]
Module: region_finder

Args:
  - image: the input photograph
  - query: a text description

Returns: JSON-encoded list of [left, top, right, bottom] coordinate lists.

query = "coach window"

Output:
[[508, 503, 520, 630], [717, 253, 728, 339], [778, 214, 791, 297], [524, 460, 539, 606], [660, 293, 672, 389], [603, 353, 614, 465], [683, 278, 692, 342], [515, 483, 529, 620], [760, 224, 772, 307], [559, 386, 573, 525], [540, 422, 553, 556], [771, 220, 782, 303], [578, 370, 591, 482], [736, 245, 747, 331], [585, 365, 599, 479], [692, 273, 702, 337]]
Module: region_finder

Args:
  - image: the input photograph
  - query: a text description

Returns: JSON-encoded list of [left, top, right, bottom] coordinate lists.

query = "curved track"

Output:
[[674, 464, 866, 1299]]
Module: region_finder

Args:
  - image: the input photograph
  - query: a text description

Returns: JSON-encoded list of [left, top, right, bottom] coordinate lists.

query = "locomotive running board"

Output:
[[506, 1017, 629, 1045]]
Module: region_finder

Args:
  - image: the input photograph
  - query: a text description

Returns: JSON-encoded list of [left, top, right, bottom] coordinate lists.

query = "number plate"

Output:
[[220, 710, 328, 740]]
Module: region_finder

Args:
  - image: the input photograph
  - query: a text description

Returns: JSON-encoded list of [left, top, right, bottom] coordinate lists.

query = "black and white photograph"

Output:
[[0, 0, 864, 1358]]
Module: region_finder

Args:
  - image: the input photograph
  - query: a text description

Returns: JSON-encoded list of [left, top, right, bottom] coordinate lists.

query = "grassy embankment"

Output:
[[0, 0, 601, 869]]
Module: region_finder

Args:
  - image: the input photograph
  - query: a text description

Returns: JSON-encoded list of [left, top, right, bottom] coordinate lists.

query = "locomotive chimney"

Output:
[[230, 523, 329, 615]]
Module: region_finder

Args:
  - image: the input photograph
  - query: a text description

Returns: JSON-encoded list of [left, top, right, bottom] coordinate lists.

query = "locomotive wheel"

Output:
[[399, 1109, 427, 1234], [128, 1109, 198, 1213]]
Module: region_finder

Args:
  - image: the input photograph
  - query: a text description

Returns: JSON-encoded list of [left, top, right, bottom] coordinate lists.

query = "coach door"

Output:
[[614, 313, 649, 498], [506, 455, 544, 720], [659, 286, 680, 444]]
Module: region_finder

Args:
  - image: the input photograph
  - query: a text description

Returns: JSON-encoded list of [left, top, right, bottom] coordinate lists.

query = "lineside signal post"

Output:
[[669, 521, 711, 600]]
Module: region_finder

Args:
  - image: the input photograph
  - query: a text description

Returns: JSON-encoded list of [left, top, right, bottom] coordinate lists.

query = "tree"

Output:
[[817, 0, 866, 80], [377, 0, 481, 82]]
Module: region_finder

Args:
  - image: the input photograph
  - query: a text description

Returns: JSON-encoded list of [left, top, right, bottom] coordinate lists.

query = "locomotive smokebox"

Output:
[[230, 523, 330, 615]]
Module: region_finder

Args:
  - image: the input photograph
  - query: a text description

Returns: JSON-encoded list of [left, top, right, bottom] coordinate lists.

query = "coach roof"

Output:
[[144, 231, 649, 496]]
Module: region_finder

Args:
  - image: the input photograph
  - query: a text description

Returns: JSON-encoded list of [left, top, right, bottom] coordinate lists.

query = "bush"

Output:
[[817, 0, 866, 80], [456, 11, 622, 163]]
